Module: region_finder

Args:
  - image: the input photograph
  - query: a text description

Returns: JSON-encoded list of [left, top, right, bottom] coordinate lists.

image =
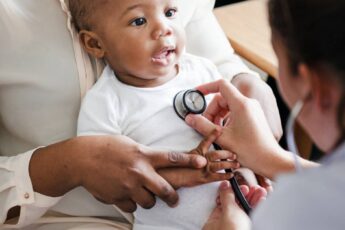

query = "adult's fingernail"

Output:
[[185, 115, 195, 126], [169, 198, 179, 208], [220, 181, 230, 190]]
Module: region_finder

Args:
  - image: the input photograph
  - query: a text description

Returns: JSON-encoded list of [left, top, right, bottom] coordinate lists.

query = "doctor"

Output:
[[0, 0, 280, 229], [185, 0, 345, 229]]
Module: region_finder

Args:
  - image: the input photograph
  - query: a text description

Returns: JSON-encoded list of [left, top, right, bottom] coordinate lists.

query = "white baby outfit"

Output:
[[78, 53, 222, 230]]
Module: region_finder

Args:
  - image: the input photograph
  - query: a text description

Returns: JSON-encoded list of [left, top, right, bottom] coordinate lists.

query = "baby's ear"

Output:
[[79, 30, 105, 58]]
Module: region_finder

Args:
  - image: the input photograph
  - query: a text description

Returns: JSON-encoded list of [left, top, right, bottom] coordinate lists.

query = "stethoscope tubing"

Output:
[[213, 143, 252, 215]]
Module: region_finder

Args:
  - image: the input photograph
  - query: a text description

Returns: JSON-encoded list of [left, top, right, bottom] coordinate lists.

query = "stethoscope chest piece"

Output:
[[173, 89, 206, 120]]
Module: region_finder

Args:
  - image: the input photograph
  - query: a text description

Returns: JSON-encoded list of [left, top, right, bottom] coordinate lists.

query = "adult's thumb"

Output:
[[185, 114, 218, 137], [219, 181, 237, 213]]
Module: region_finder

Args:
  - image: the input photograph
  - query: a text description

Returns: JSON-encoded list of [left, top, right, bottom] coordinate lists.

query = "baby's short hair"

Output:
[[69, 0, 108, 31]]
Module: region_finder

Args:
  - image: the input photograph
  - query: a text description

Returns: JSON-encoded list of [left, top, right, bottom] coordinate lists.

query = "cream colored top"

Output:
[[0, 0, 256, 228]]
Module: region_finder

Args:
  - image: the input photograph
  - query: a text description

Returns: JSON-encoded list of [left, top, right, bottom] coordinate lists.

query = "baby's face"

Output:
[[92, 0, 185, 86]]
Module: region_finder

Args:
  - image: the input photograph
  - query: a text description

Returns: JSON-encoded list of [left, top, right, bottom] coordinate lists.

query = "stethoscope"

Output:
[[173, 89, 252, 214]]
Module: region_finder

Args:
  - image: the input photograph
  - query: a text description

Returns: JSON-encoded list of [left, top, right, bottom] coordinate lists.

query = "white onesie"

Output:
[[78, 53, 222, 230]]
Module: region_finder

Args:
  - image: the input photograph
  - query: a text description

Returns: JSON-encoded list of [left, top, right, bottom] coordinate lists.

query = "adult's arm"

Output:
[[186, 80, 317, 180], [1, 136, 207, 227], [184, 0, 282, 139], [184, 0, 255, 81]]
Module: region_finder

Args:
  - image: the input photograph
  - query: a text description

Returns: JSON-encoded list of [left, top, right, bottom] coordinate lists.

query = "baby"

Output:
[[71, 0, 241, 229]]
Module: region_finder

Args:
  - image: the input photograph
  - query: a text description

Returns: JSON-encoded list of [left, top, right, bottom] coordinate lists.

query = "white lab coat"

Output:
[[0, 0, 256, 229], [252, 142, 345, 230]]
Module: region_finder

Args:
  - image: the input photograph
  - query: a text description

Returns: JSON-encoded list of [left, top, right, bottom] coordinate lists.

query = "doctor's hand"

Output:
[[202, 181, 266, 230], [185, 79, 284, 179], [232, 74, 282, 140]]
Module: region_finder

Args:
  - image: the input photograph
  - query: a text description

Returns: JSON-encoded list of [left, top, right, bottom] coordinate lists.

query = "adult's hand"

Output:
[[185, 79, 293, 179], [202, 181, 266, 230], [255, 174, 273, 193], [29, 135, 207, 212], [232, 74, 282, 140], [159, 129, 239, 189]]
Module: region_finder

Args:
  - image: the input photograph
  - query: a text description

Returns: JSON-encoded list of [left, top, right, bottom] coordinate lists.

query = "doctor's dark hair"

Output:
[[268, 0, 345, 140]]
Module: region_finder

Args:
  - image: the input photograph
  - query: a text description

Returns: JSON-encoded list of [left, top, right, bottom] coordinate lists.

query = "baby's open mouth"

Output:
[[152, 47, 176, 65]]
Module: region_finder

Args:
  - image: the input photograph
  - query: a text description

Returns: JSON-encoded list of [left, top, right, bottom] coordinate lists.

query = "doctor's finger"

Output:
[[256, 174, 273, 193], [185, 114, 219, 138], [142, 170, 179, 207], [208, 161, 240, 172], [196, 79, 245, 107], [195, 128, 221, 154], [203, 94, 229, 123], [248, 186, 267, 208], [207, 150, 236, 161], [239, 185, 250, 196]]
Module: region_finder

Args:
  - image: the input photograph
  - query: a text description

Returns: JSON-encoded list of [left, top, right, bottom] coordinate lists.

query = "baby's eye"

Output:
[[131, 17, 147, 26], [165, 8, 177, 18]]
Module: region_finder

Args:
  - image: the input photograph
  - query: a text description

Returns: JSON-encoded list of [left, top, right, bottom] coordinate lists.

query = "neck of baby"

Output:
[[114, 64, 179, 88]]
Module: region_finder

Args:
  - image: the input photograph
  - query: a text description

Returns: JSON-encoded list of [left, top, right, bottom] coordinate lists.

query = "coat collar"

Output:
[[321, 141, 345, 165]]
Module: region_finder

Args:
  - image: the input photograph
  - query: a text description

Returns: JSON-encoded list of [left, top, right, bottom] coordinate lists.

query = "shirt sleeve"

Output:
[[185, 0, 260, 81], [0, 149, 62, 228]]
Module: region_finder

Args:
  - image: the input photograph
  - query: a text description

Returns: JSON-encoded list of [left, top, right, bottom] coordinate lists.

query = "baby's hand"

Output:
[[189, 129, 239, 174], [158, 129, 239, 189]]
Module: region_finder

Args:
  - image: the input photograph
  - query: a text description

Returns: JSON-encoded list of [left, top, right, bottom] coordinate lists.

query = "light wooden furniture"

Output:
[[214, 0, 277, 78], [214, 0, 313, 158]]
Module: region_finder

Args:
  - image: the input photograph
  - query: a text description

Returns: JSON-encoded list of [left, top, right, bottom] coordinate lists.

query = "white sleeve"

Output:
[[185, 0, 260, 81], [77, 87, 121, 136], [0, 150, 61, 228]]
